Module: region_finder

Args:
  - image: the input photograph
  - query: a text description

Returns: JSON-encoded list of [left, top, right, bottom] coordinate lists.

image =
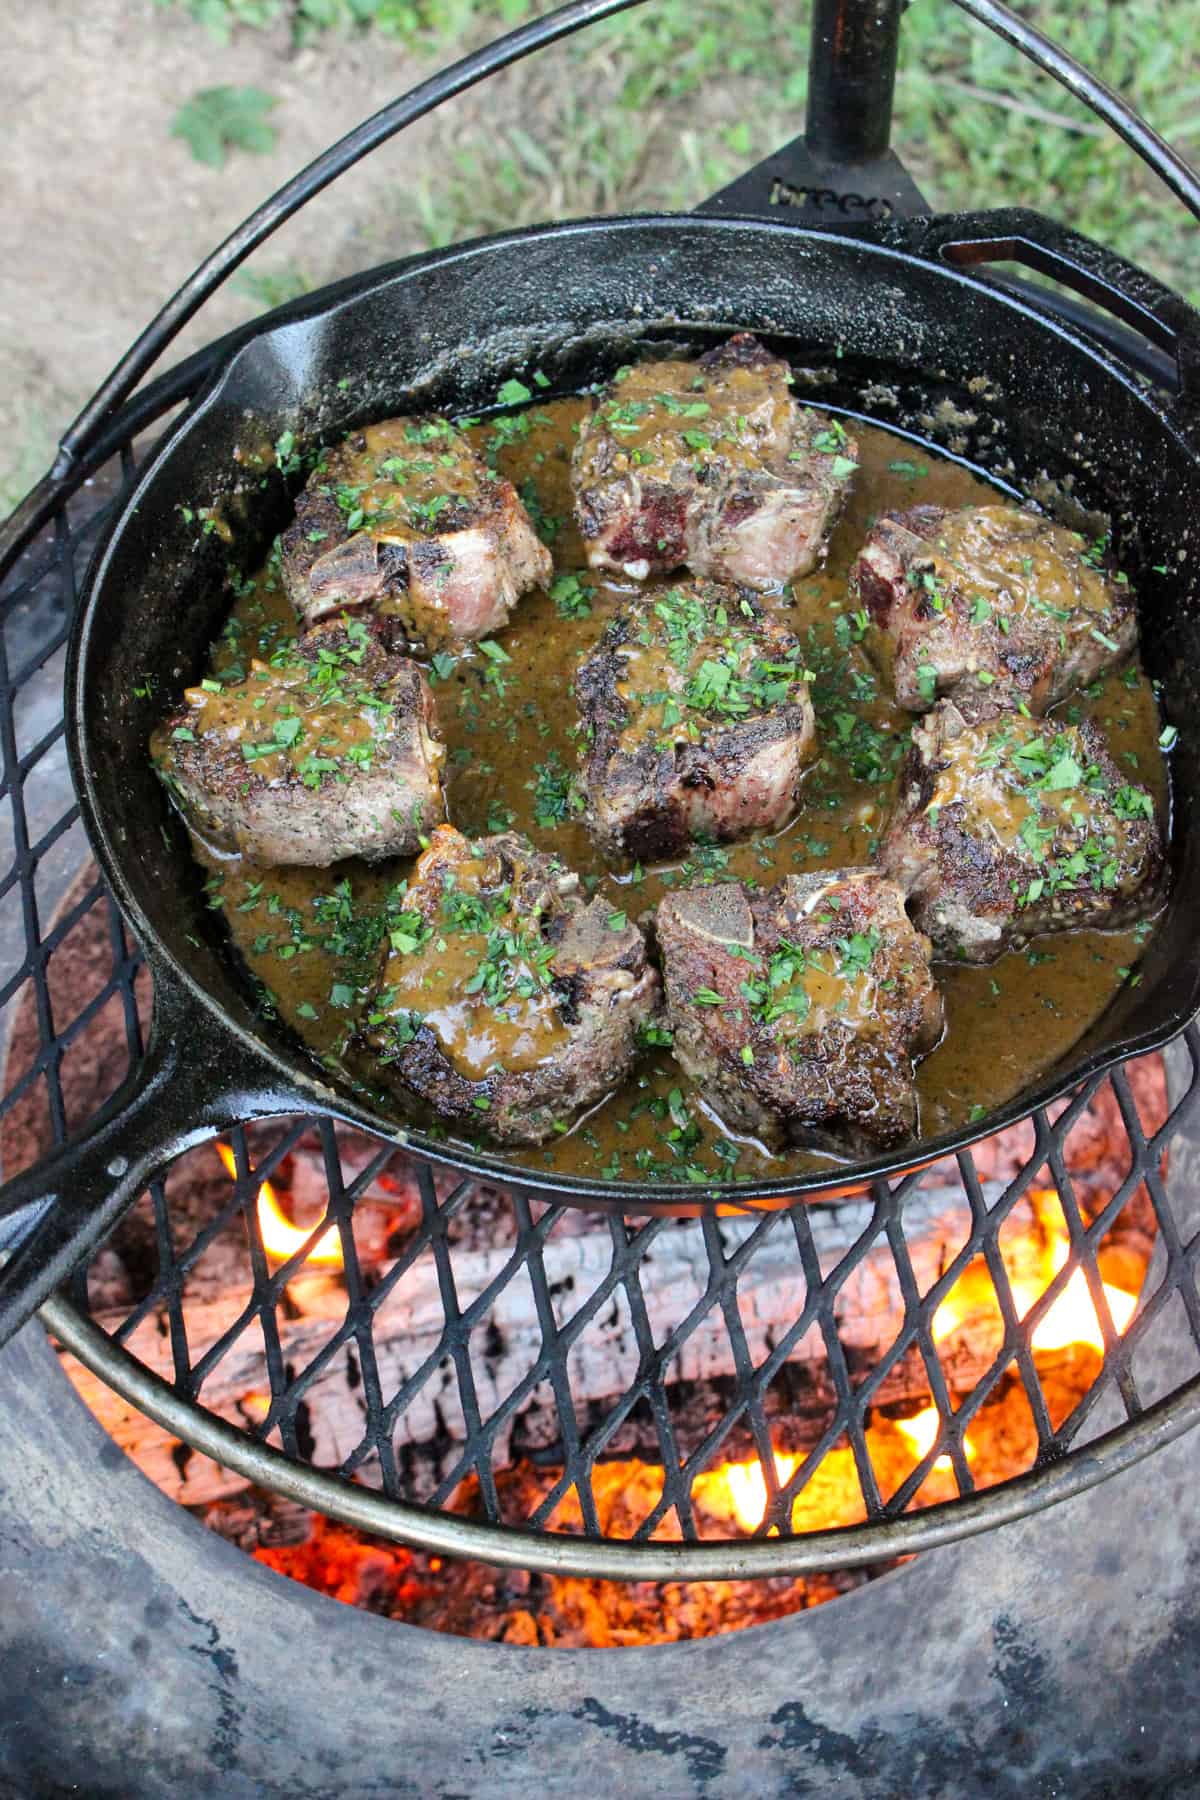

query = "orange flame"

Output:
[[215, 1142, 344, 1269], [712, 1450, 802, 1533], [932, 1196, 1137, 1354], [1026, 1239, 1137, 1353], [893, 1404, 976, 1473]]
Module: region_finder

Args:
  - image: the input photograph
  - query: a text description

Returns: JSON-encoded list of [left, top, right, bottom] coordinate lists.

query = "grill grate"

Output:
[[3, 413, 1200, 1578]]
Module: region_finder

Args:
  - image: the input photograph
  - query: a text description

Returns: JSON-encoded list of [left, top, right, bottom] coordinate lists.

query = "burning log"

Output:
[[61, 1179, 1081, 1507]]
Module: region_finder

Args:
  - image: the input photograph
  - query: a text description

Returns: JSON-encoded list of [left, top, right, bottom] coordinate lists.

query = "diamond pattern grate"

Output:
[[5, 374, 1200, 1581]]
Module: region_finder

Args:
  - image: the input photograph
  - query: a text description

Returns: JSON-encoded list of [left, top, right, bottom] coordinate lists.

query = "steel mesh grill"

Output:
[[5, 387, 1200, 1581]]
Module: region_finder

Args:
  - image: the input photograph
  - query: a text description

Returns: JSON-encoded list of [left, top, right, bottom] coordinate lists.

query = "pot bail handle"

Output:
[[0, 972, 308, 1350]]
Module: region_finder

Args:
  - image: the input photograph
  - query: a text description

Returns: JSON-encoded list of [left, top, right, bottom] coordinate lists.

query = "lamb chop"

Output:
[[572, 334, 858, 591], [878, 700, 1163, 962], [852, 503, 1137, 720], [281, 415, 552, 653], [656, 870, 943, 1154], [363, 826, 661, 1144], [574, 579, 818, 862], [153, 617, 445, 866]]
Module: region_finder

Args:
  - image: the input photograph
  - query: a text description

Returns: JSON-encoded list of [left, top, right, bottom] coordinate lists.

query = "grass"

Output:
[[154, 0, 1200, 303], [231, 259, 314, 308], [152, 0, 523, 49], [0, 401, 55, 517], [893, 2, 1200, 300]]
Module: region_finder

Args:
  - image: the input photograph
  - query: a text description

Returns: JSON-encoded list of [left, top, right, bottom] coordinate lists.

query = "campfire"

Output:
[[54, 1066, 1159, 1647], [1, 870, 1164, 1648], [185, 1155, 1146, 1648]]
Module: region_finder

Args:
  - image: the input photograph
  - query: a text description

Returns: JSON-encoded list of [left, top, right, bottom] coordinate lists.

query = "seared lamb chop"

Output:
[[878, 701, 1162, 962], [154, 617, 445, 865], [656, 870, 943, 1154], [852, 503, 1137, 720], [364, 826, 661, 1144], [281, 416, 551, 652], [572, 334, 857, 590], [575, 579, 818, 862]]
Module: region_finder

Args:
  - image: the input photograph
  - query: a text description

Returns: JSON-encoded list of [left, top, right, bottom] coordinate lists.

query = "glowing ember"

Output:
[[893, 1405, 975, 1473], [932, 1194, 1137, 1355], [214, 1142, 344, 1269]]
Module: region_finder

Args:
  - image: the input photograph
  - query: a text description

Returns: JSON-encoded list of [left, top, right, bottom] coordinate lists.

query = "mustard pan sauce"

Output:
[[181, 397, 1167, 1186]]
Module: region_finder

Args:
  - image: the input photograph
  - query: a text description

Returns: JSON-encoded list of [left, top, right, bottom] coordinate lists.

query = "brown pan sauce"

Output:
[[187, 397, 1167, 1185]]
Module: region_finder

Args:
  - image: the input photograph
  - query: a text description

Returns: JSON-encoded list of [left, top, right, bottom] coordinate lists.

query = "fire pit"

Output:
[[4, 0, 1200, 1788], [6, 871, 1172, 1642]]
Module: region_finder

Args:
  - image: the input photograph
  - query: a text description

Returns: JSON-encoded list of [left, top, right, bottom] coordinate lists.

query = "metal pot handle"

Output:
[[0, 962, 309, 1346], [897, 206, 1200, 409]]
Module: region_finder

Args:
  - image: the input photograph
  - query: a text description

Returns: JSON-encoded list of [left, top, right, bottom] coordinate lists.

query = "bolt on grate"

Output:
[[4, 377, 1200, 1581]]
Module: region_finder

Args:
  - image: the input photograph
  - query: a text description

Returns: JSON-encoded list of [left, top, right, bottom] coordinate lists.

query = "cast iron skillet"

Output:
[[3, 205, 1200, 1343]]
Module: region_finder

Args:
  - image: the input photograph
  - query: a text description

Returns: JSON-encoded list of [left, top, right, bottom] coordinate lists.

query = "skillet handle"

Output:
[[898, 207, 1200, 409], [0, 969, 311, 1349]]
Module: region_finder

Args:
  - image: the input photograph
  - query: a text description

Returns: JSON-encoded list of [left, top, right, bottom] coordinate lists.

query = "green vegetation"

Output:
[[894, 2, 1200, 300], [154, 0, 526, 49], [154, 0, 1199, 301], [155, 0, 287, 40], [231, 260, 313, 308], [170, 85, 280, 166], [0, 399, 54, 516]]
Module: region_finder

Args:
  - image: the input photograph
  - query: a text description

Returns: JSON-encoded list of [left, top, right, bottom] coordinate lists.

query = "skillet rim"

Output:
[[68, 210, 1200, 1210]]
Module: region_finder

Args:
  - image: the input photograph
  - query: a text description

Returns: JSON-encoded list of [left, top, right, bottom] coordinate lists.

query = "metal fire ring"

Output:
[[38, 1288, 1200, 1581]]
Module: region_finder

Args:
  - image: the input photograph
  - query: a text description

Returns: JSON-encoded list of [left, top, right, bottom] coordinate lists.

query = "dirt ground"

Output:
[[0, 2, 479, 505], [4, 3, 1196, 510]]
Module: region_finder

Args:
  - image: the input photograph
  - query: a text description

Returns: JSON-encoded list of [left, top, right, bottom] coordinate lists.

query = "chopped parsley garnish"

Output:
[[637, 1022, 674, 1049], [1112, 785, 1154, 821], [550, 573, 593, 619], [971, 720, 1158, 910], [528, 752, 586, 829], [273, 429, 302, 478], [409, 493, 452, 529], [496, 377, 533, 407], [837, 930, 881, 976], [373, 873, 563, 1059], [654, 393, 711, 418]]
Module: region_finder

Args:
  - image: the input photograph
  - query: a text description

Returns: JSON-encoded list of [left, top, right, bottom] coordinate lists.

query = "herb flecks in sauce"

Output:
[[316, 416, 480, 545], [186, 396, 1168, 1181], [610, 585, 812, 755], [168, 616, 390, 785], [929, 714, 1156, 910], [370, 851, 568, 1084]]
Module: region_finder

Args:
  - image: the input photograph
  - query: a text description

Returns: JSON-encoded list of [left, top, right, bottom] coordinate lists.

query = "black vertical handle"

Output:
[[805, 0, 905, 164]]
